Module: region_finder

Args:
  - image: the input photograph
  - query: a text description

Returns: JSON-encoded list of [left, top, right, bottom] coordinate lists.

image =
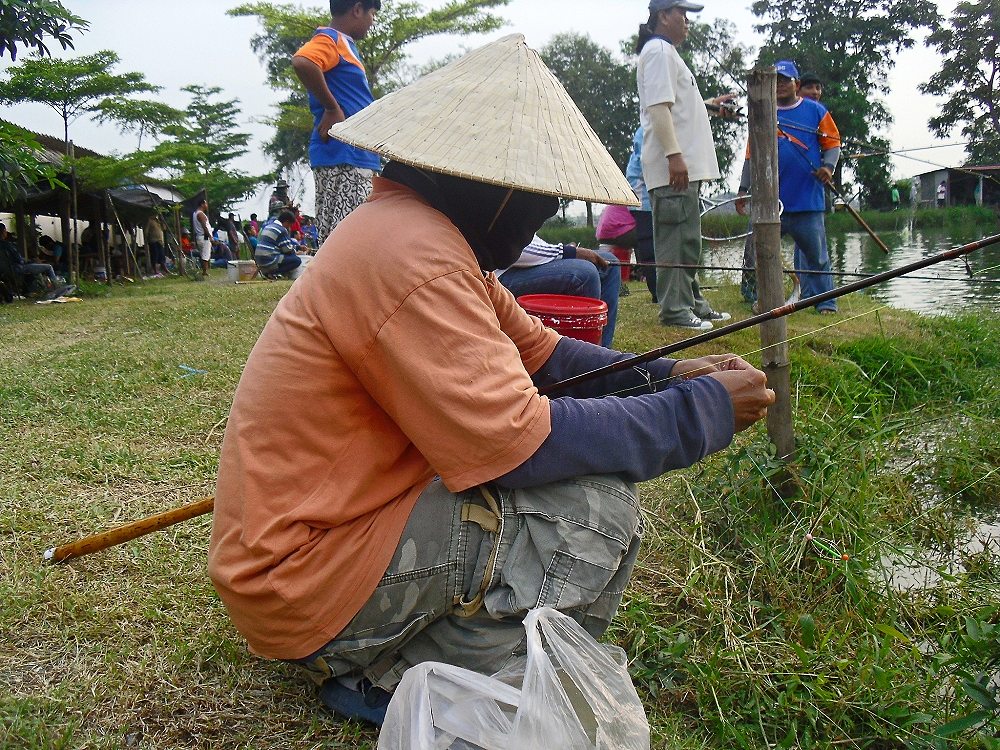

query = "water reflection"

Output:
[[703, 226, 1000, 314]]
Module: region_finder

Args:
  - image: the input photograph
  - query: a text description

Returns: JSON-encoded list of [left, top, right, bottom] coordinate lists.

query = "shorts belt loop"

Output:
[[453, 485, 504, 618]]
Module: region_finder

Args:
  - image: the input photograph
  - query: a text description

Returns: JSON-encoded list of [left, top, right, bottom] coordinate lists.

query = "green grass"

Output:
[[1, 271, 998, 748]]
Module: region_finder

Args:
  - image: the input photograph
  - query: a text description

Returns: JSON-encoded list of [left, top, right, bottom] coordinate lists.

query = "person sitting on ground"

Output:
[[38, 235, 67, 275], [0, 223, 59, 291], [301, 216, 320, 250], [242, 222, 258, 252], [496, 234, 622, 348], [211, 236, 234, 268], [253, 209, 303, 277], [595, 202, 639, 297], [207, 35, 774, 728]]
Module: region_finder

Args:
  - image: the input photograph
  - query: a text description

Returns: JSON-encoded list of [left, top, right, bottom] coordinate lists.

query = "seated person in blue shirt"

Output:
[[254, 210, 303, 277], [496, 235, 621, 348]]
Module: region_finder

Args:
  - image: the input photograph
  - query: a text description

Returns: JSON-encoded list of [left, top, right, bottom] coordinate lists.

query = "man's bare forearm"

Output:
[[291, 56, 341, 114]]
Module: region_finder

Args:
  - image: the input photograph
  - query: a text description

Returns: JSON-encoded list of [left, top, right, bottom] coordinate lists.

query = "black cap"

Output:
[[799, 71, 822, 85]]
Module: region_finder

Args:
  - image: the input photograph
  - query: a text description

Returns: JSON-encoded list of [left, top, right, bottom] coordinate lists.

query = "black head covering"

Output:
[[382, 161, 558, 272]]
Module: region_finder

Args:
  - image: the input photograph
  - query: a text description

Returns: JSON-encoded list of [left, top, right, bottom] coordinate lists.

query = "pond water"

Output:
[[700, 224, 1000, 315], [696, 225, 1000, 593]]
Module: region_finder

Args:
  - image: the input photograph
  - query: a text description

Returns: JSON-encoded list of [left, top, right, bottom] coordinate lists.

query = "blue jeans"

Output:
[[498, 250, 620, 347], [782, 211, 836, 312]]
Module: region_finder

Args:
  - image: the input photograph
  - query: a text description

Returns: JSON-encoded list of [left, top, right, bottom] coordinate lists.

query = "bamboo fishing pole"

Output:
[[541, 232, 1000, 395], [43, 496, 215, 564]]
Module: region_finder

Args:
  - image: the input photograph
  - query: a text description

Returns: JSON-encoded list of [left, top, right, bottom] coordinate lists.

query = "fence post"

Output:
[[748, 67, 796, 479]]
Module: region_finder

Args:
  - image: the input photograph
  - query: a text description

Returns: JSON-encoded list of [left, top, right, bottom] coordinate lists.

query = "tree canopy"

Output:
[[0, 50, 161, 153], [0, 0, 87, 61], [150, 85, 271, 213], [541, 33, 637, 173], [919, 0, 1000, 166], [752, 0, 939, 203], [228, 0, 510, 170]]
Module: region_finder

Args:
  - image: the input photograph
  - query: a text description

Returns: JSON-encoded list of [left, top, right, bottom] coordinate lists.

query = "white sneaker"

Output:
[[671, 315, 713, 330], [703, 310, 732, 322]]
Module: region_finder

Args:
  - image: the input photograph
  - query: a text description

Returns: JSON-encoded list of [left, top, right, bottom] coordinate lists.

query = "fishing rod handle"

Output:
[[43, 496, 215, 564]]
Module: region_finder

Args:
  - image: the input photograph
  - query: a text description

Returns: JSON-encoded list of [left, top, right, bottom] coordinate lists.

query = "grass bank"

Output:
[[1, 272, 997, 749], [540, 204, 999, 248]]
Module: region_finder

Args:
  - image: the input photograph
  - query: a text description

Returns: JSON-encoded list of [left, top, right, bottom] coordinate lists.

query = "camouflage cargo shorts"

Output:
[[296, 474, 643, 691]]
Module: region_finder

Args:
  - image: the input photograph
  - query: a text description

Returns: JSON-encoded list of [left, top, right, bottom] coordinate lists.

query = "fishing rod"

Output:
[[824, 179, 889, 253], [611, 261, 1000, 285], [771, 125, 892, 254], [541, 232, 1000, 396], [778, 119, 1000, 191], [698, 46, 1000, 186]]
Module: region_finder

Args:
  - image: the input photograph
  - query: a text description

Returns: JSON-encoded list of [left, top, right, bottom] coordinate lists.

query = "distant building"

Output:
[[912, 165, 1000, 208]]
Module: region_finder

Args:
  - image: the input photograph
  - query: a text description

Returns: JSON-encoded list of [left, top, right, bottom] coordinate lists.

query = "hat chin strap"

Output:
[[487, 189, 514, 234]]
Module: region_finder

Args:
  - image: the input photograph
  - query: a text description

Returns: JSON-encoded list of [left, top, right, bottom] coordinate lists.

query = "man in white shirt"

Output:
[[637, 0, 735, 330]]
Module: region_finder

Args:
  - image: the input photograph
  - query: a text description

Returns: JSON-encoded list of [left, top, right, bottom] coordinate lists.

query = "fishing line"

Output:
[[585, 305, 887, 401], [777, 119, 1000, 190], [861, 465, 1000, 557]]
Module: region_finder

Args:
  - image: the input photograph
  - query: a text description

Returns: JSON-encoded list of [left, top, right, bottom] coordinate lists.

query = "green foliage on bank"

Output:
[[540, 204, 999, 248]]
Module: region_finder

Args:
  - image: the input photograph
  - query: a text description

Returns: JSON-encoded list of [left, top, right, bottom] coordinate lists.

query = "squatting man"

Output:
[[208, 34, 776, 727]]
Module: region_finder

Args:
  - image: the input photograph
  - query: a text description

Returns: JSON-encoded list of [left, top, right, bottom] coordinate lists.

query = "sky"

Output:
[[0, 0, 963, 218]]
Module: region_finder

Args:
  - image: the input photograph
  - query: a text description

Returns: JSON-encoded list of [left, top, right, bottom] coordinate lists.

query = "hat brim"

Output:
[[674, 1, 705, 10]]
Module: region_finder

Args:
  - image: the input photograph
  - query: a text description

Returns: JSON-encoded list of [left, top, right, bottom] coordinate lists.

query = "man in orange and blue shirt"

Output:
[[738, 59, 841, 313], [292, 0, 382, 243]]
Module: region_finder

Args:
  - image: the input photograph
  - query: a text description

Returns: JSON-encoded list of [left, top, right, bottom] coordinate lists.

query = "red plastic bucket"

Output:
[[517, 294, 608, 345], [609, 245, 632, 282]]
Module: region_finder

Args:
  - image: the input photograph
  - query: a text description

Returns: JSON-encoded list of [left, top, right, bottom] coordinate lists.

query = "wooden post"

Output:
[[748, 68, 796, 476], [27, 213, 39, 260], [14, 199, 28, 258]]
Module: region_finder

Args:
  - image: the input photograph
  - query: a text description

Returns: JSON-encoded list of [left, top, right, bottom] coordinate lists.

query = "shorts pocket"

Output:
[[537, 549, 623, 610]]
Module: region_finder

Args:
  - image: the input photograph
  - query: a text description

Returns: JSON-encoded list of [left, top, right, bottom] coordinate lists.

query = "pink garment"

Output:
[[596, 204, 636, 242]]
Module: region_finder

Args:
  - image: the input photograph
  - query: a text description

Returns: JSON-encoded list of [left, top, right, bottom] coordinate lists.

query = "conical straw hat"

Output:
[[329, 34, 638, 207]]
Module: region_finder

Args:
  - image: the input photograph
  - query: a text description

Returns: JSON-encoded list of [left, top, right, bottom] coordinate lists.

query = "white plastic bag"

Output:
[[377, 608, 650, 750]]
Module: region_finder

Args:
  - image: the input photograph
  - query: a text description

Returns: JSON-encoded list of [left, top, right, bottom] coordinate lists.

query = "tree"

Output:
[[541, 33, 638, 174], [919, 0, 1000, 166], [228, 0, 510, 169], [152, 85, 271, 212], [93, 99, 186, 150], [0, 0, 87, 60], [0, 50, 161, 154], [0, 0, 85, 205], [752, 0, 939, 203]]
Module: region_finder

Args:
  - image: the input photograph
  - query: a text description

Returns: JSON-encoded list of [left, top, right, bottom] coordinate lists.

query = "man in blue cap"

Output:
[[636, 0, 739, 330], [737, 60, 842, 314]]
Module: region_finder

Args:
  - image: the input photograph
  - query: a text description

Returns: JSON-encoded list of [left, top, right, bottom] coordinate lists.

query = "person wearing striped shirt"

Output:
[[496, 235, 621, 347]]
